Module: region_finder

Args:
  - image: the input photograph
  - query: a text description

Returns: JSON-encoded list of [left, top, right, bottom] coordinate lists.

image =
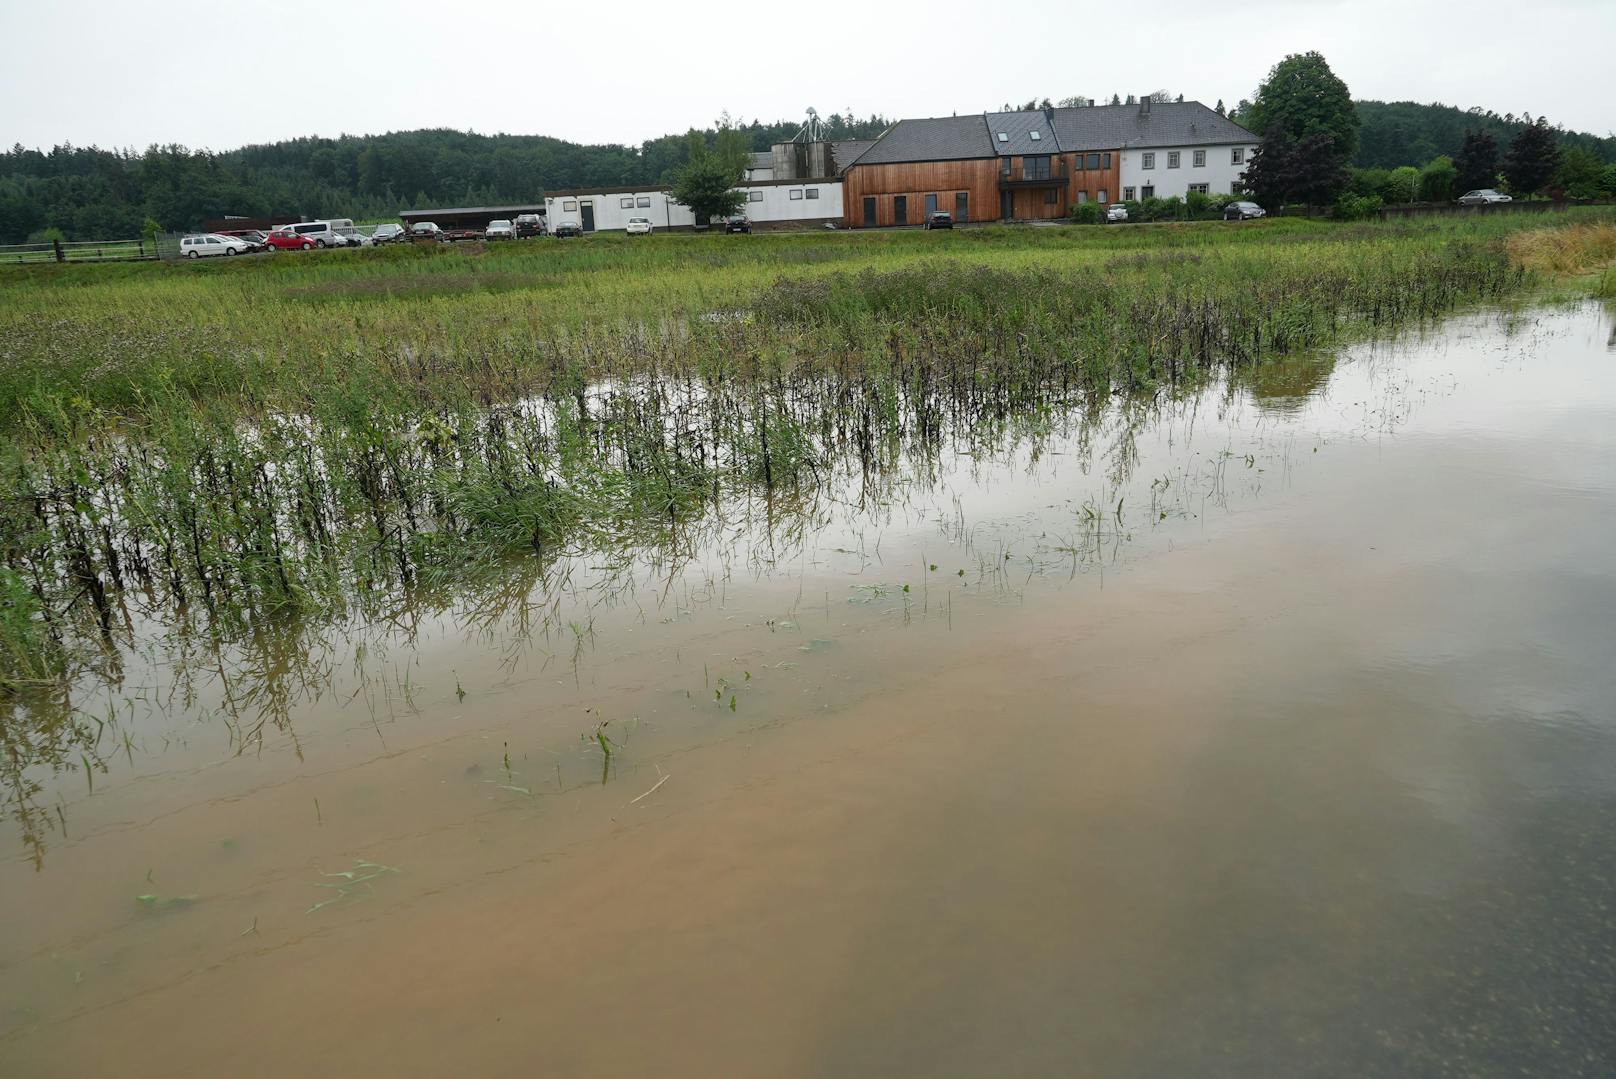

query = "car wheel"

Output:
[[225, 247, 237, 256], [302, 242, 314, 250], [186, 250, 199, 259]]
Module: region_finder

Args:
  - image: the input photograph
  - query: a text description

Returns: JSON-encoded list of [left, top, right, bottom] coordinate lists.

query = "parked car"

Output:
[[409, 222, 443, 240], [218, 229, 269, 249], [514, 213, 547, 238], [1457, 189, 1512, 205], [723, 216, 751, 234], [264, 228, 315, 251], [333, 226, 370, 248], [485, 219, 516, 240], [553, 221, 583, 238], [1105, 204, 1129, 223], [180, 233, 254, 259], [625, 218, 653, 236], [370, 223, 407, 245], [440, 226, 483, 243], [924, 211, 953, 230], [282, 220, 344, 247], [1223, 200, 1267, 220]]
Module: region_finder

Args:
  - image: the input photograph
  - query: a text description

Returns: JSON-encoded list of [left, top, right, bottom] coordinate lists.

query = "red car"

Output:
[[264, 228, 316, 251]]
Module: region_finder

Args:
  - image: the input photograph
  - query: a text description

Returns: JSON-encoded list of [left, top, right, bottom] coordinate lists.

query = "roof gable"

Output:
[[850, 115, 995, 166], [1050, 101, 1257, 150], [983, 110, 1057, 157]]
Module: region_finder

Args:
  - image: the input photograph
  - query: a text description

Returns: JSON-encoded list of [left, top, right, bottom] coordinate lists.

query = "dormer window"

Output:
[[997, 132, 1008, 142]]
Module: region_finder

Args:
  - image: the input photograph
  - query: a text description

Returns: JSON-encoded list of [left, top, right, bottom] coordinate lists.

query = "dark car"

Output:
[[514, 213, 547, 238], [1223, 200, 1267, 221], [410, 222, 443, 240], [553, 221, 583, 238], [370, 223, 407, 245], [724, 216, 751, 234], [924, 211, 953, 230], [218, 229, 269, 251]]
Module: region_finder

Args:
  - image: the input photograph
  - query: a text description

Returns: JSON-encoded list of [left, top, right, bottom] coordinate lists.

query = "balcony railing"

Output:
[[999, 159, 1070, 187]]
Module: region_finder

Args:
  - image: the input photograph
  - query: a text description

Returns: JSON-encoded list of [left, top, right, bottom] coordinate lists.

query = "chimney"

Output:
[[1139, 95, 1151, 116]]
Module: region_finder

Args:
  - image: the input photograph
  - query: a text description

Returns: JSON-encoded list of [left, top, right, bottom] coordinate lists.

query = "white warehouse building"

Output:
[[545, 177, 843, 232]]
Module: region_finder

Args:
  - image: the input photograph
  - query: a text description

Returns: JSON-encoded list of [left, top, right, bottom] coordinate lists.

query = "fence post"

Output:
[[53, 238, 65, 263]]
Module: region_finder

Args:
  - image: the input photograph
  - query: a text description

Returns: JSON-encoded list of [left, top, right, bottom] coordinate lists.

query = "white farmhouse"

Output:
[[1111, 99, 1258, 202]]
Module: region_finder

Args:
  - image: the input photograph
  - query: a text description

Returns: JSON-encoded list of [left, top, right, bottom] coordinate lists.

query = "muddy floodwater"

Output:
[[4, 304, 1616, 1076]]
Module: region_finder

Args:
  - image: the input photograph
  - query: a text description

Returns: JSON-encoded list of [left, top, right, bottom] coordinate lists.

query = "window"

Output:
[[1142, 152, 1155, 169], [1098, 189, 1108, 203], [1188, 183, 1209, 195], [997, 132, 1009, 143], [563, 200, 577, 211], [789, 189, 803, 200], [620, 197, 634, 209], [1103, 152, 1111, 168], [1000, 158, 1011, 177], [636, 196, 651, 207], [805, 188, 819, 199], [955, 191, 968, 222], [1024, 155, 1051, 180], [1029, 131, 1041, 141], [1076, 191, 1088, 204], [1168, 152, 1180, 168], [1087, 152, 1101, 169], [1141, 185, 1155, 199], [1044, 188, 1059, 205], [748, 190, 763, 203], [1123, 186, 1135, 201], [1231, 147, 1244, 165], [1193, 150, 1205, 167]]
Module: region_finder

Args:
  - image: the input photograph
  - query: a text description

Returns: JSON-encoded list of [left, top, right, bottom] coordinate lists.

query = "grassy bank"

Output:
[[0, 209, 1611, 693]]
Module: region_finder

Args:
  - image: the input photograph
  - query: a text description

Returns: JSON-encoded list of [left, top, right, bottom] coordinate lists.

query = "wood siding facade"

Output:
[[844, 153, 1122, 227], [841, 159, 1001, 228]]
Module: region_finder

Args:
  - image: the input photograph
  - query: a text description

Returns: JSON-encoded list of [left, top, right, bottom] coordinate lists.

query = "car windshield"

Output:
[[490, 221, 511, 228]]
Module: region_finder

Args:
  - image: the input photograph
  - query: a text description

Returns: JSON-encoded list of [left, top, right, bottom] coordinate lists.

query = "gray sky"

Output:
[[3, 0, 1611, 152]]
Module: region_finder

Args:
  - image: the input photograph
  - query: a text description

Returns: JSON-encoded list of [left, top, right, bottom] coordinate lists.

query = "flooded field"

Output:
[[3, 302, 1615, 1076]]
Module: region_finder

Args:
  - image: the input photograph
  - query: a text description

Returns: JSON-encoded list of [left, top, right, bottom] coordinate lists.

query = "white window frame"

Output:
[[1141, 152, 1155, 170], [1122, 186, 1135, 201], [1188, 183, 1209, 195], [619, 197, 634, 209], [1231, 147, 1244, 165], [1193, 150, 1205, 167]]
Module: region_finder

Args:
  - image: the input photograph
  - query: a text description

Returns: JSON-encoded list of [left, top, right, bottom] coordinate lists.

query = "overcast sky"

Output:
[[3, 0, 1611, 152]]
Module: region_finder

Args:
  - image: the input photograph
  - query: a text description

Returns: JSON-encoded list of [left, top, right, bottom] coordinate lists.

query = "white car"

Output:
[[625, 218, 653, 236], [1457, 189, 1512, 205], [333, 227, 370, 248], [180, 233, 254, 259], [1105, 204, 1128, 223], [485, 219, 515, 240]]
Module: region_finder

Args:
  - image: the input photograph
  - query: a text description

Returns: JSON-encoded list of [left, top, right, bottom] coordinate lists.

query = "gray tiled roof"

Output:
[[831, 139, 877, 171], [1050, 101, 1256, 150], [851, 114, 995, 165], [983, 110, 1057, 157]]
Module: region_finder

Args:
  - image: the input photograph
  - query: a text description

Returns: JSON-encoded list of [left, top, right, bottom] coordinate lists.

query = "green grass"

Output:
[[0, 210, 1611, 700]]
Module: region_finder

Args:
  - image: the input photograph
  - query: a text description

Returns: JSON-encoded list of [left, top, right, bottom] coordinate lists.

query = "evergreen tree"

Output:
[[1454, 130, 1499, 191], [1503, 119, 1562, 196]]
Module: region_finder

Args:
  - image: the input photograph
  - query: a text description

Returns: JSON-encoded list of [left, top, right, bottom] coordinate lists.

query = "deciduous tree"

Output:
[[1454, 130, 1499, 191], [1504, 119, 1562, 196]]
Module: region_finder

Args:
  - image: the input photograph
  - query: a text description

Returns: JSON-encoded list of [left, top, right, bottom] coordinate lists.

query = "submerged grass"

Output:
[[0, 210, 1609, 703]]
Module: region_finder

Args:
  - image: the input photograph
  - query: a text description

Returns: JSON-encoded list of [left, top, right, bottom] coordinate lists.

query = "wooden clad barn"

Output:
[[842, 100, 1254, 226]]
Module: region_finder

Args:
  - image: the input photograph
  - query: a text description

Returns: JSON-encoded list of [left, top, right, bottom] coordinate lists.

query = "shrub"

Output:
[[1419, 156, 1457, 203], [1070, 202, 1101, 224], [1334, 193, 1384, 221]]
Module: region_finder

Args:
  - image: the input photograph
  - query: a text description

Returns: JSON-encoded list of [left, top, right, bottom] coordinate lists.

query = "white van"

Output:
[[285, 220, 355, 248]]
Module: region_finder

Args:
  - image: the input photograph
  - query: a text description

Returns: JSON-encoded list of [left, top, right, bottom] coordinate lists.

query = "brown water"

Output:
[[4, 304, 1616, 1076]]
